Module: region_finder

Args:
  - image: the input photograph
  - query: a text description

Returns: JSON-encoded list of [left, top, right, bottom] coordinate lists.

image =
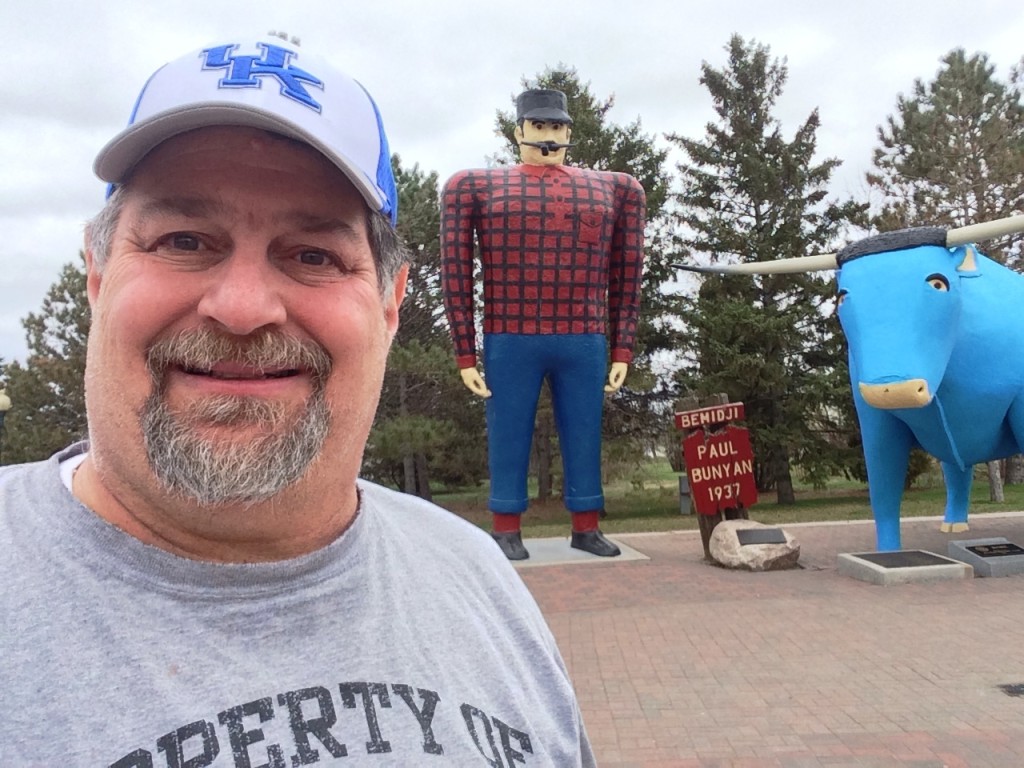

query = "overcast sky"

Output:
[[2, 0, 1022, 365]]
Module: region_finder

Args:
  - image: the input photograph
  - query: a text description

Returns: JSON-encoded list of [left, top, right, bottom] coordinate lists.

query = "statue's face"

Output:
[[515, 119, 572, 166]]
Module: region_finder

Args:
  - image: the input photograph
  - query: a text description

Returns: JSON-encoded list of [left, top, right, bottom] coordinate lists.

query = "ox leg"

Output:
[[858, 409, 914, 552], [1007, 398, 1024, 456], [939, 461, 971, 533]]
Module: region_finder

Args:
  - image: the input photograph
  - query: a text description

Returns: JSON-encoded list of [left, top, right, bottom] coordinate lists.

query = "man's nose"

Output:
[[196, 251, 288, 335]]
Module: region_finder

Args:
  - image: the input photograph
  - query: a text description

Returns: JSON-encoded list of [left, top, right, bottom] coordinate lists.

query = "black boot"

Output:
[[492, 531, 530, 561], [570, 530, 621, 557]]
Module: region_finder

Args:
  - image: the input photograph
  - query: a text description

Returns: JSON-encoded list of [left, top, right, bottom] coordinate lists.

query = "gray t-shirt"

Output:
[[0, 444, 594, 767]]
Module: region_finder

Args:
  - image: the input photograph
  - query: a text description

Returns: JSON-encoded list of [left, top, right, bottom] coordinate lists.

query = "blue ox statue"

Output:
[[676, 215, 1024, 551]]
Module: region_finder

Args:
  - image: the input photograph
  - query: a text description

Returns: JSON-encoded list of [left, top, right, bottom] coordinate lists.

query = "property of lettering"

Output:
[[681, 425, 758, 516]]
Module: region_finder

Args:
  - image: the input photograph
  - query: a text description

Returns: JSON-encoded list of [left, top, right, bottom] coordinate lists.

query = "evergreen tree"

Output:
[[0, 260, 90, 464], [868, 49, 1024, 265], [868, 49, 1024, 494], [492, 67, 678, 497], [669, 35, 867, 502], [365, 157, 488, 496]]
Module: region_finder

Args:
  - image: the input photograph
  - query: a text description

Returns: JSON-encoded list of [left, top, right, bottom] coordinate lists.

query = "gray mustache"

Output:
[[146, 328, 332, 383]]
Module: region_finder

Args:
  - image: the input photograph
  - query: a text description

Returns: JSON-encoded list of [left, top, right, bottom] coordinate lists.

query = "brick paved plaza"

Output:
[[517, 513, 1024, 767]]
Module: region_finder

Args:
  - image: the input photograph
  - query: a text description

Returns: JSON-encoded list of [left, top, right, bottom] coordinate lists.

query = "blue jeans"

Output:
[[483, 333, 606, 514]]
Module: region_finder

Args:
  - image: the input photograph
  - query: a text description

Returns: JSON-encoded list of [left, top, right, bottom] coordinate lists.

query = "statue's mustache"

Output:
[[520, 140, 576, 156]]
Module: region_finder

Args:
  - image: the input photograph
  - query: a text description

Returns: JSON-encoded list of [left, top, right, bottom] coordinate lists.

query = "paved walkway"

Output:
[[516, 513, 1024, 767]]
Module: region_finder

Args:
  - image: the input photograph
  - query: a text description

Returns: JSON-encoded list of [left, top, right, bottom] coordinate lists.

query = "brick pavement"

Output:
[[518, 513, 1024, 767]]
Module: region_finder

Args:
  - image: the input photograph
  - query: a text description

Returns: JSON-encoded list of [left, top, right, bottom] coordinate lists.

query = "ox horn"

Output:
[[946, 213, 1024, 246], [672, 252, 837, 275], [673, 213, 1024, 276]]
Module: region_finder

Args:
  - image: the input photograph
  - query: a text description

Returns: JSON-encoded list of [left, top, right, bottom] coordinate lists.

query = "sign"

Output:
[[682, 426, 757, 515], [966, 542, 1024, 558], [737, 528, 786, 546], [675, 402, 745, 431]]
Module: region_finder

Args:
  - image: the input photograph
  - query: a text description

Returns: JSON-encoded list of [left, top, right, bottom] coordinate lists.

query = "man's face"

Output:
[[84, 127, 406, 507], [515, 119, 572, 166]]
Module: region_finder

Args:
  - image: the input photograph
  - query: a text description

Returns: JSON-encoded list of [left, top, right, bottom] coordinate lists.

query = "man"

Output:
[[441, 89, 646, 561], [0, 39, 595, 766]]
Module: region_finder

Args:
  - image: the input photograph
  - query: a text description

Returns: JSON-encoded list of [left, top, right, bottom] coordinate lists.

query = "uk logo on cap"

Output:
[[201, 43, 325, 112]]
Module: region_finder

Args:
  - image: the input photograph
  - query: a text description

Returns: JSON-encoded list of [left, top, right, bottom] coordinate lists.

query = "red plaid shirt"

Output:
[[441, 164, 646, 368]]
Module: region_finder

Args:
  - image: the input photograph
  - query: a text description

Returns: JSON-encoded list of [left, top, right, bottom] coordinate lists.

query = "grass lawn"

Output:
[[435, 459, 1024, 538]]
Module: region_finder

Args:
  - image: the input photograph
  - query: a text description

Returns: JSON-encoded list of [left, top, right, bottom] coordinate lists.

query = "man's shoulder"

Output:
[[357, 480, 530, 592], [0, 451, 65, 499], [357, 479, 504, 560]]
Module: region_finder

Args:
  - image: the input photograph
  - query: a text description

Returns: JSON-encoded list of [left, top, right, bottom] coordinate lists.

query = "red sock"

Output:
[[492, 514, 522, 534], [572, 510, 600, 533]]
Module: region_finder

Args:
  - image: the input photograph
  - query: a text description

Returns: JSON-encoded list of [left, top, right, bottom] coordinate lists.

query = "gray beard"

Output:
[[141, 390, 330, 506], [139, 329, 332, 506]]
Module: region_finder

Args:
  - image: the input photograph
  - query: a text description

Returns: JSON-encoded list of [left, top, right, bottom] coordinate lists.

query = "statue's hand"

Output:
[[605, 362, 628, 393], [460, 367, 492, 398]]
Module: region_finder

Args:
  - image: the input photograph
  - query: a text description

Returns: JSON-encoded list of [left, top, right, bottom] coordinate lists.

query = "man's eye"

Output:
[[298, 250, 331, 267], [166, 233, 201, 251]]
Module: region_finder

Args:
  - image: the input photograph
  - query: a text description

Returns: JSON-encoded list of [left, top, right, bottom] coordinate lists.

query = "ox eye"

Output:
[[836, 289, 847, 307], [926, 273, 950, 291]]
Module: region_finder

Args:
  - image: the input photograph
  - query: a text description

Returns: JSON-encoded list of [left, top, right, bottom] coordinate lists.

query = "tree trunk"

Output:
[[773, 446, 796, 505], [414, 452, 433, 501], [398, 371, 417, 495], [1005, 454, 1024, 485], [402, 455, 417, 495], [988, 460, 1005, 502]]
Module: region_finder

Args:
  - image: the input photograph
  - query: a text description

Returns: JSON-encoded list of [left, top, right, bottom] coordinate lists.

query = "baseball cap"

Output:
[[94, 38, 398, 226]]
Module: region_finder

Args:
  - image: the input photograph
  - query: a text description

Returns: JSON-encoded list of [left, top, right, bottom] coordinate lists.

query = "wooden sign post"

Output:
[[675, 400, 758, 559]]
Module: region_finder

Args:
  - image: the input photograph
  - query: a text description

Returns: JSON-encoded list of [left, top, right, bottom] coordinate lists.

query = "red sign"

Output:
[[682, 426, 758, 515], [675, 402, 745, 430]]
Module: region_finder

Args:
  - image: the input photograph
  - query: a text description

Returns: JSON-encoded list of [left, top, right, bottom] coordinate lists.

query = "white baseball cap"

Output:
[[94, 38, 398, 226]]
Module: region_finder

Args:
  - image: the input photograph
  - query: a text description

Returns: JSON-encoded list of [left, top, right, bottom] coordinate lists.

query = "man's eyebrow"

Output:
[[135, 196, 222, 219], [130, 198, 362, 237], [282, 213, 362, 236]]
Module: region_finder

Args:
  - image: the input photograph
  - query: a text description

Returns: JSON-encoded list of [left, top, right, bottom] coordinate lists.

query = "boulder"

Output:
[[709, 519, 800, 571]]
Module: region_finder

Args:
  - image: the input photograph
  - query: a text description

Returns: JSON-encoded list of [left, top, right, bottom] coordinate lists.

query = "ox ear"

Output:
[[956, 246, 979, 274]]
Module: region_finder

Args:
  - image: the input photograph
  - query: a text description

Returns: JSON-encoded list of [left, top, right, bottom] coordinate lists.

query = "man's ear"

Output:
[[513, 124, 524, 144], [385, 263, 410, 338], [565, 126, 572, 142], [84, 242, 102, 308], [393, 263, 409, 308]]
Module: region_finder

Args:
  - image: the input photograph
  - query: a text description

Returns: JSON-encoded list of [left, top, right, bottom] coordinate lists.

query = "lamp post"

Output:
[[0, 389, 10, 465]]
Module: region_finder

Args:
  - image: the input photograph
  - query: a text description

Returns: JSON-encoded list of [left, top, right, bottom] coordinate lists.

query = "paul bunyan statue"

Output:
[[440, 88, 646, 560]]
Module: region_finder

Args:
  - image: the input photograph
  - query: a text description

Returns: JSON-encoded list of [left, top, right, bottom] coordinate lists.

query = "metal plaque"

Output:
[[737, 528, 787, 546], [855, 551, 953, 569], [966, 542, 1024, 558]]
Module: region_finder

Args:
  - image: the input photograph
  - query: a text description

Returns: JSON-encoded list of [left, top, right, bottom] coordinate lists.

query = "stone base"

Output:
[[838, 550, 973, 586], [709, 520, 800, 571], [947, 538, 1024, 578]]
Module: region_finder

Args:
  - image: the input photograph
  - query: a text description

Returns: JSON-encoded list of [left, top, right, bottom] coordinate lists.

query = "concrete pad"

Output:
[[511, 536, 649, 569], [947, 537, 1024, 577], [837, 549, 973, 586]]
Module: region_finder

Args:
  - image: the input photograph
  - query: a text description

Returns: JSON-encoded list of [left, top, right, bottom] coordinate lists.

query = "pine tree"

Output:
[[869, 49, 1024, 494], [0, 260, 90, 464], [670, 35, 867, 502], [364, 157, 488, 496], [869, 49, 1024, 265]]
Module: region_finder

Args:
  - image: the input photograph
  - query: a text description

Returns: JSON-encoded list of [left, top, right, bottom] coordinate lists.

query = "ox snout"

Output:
[[859, 379, 932, 409]]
